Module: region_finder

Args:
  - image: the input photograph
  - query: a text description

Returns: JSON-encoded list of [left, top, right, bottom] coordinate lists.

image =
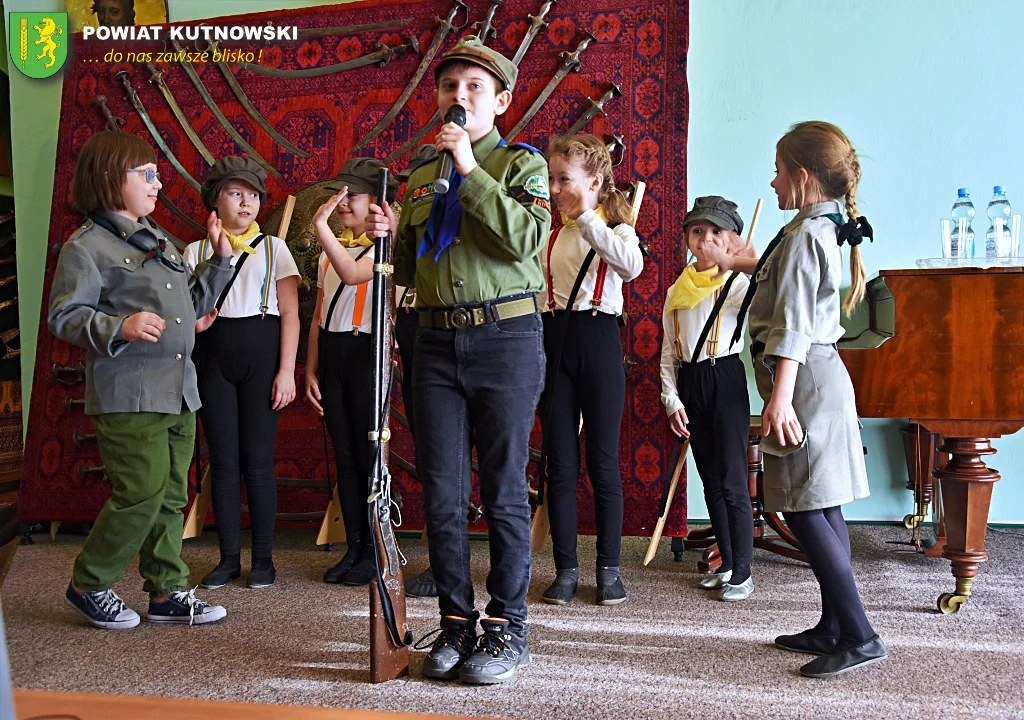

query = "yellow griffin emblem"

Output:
[[33, 17, 64, 69]]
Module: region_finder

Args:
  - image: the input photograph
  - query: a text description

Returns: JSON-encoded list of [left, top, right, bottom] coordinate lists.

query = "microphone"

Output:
[[434, 104, 466, 195]]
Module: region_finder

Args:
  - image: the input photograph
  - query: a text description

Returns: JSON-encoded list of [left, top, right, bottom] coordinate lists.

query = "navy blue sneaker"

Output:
[[147, 588, 227, 625], [65, 582, 140, 629]]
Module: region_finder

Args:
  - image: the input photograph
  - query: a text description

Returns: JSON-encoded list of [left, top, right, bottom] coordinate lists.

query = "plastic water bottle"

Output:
[[951, 188, 976, 257], [985, 186, 1012, 258]]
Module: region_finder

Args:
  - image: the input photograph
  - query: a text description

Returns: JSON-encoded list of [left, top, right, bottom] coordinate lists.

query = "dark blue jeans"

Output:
[[412, 311, 545, 638]]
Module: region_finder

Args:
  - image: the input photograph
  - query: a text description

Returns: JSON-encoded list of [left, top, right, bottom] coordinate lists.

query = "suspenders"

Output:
[[322, 245, 374, 334], [200, 234, 275, 317], [545, 226, 612, 313]]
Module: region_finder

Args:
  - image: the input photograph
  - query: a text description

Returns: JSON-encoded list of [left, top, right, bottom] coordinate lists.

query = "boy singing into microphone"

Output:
[[369, 36, 551, 684]]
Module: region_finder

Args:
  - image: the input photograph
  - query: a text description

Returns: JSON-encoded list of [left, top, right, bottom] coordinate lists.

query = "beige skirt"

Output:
[[753, 344, 869, 513]]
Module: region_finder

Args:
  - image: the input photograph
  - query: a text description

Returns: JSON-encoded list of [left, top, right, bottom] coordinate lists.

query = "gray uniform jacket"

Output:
[[748, 201, 869, 512], [48, 212, 232, 416]]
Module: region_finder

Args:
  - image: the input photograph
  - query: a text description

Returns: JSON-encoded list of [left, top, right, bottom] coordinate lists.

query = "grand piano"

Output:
[[839, 266, 1024, 613]]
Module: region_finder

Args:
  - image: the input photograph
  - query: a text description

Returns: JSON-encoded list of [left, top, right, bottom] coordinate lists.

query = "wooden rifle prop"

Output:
[[237, 34, 419, 82], [170, 39, 284, 181], [566, 83, 621, 136], [91, 95, 207, 237], [385, 0, 552, 164], [353, 0, 469, 152], [115, 71, 203, 193], [531, 181, 647, 550], [367, 168, 412, 682], [505, 31, 597, 144], [643, 198, 762, 564], [144, 62, 217, 166]]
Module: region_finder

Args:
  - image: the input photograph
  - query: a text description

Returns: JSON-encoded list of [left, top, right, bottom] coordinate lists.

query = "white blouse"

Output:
[[184, 235, 299, 318]]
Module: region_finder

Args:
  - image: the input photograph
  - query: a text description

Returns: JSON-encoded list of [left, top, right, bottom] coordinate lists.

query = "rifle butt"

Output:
[[316, 486, 347, 545], [369, 519, 410, 683], [182, 466, 211, 539]]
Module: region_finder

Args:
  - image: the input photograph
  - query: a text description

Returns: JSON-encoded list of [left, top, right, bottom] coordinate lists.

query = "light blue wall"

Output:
[[685, 0, 1024, 523]]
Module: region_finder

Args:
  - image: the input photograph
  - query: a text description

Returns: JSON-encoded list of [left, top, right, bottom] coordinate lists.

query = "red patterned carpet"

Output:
[[21, 0, 690, 536]]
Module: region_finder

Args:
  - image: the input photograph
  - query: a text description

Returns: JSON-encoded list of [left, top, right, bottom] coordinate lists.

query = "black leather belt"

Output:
[[419, 294, 538, 330]]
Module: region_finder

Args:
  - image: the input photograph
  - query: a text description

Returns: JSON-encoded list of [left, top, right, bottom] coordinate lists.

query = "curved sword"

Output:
[[472, 0, 503, 43], [606, 132, 625, 168], [386, 0, 547, 164], [144, 62, 216, 166], [505, 31, 597, 144], [566, 82, 621, 135], [296, 16, 413, 39], [171, 39, 284, 181], [352, 0, 469, 152], [115, 71, 202, 193], [207, 40, 311, 158], [238, 34, 419, 81], [92, 94, 207, 235]]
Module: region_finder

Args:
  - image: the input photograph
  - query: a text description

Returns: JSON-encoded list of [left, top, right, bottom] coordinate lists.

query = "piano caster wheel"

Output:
[[938, 592, 968, 614], [903, 513, 924, 529], [670, 536, 685, 562]]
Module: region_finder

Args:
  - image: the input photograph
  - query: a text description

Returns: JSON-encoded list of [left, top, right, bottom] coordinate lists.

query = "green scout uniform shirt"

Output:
[[394, 128, 552, 307], [48, 212, 232, 415]]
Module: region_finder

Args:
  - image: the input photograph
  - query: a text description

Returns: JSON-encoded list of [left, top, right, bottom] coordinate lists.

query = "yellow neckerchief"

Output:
[[223, 222, 260, 254], [665, 262, 728, 312], [338, 227, 373, 247], [560, 205, 607, 228]]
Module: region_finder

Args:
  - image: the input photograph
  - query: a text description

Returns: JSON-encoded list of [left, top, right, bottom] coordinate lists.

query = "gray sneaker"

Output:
[[458, 618, 530, 685], [420, 616, 477, 680]]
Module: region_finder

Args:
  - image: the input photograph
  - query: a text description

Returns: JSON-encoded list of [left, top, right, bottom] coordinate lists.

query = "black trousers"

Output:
[[677, 354, 753, 579], [540, 311, 625, 570], [194, 315, 281, 560], [395, 307, 418, 447], [320, 331, 372, 544]]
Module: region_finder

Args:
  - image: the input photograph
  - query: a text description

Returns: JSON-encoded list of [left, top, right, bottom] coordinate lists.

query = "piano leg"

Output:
[[900, 424, 940, 530], [934, 437, 999, 614]]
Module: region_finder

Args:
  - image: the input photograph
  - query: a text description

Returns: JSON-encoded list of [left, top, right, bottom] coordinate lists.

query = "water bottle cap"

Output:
[[957, 188, 970, 198], [994, 185, 1005, 195]]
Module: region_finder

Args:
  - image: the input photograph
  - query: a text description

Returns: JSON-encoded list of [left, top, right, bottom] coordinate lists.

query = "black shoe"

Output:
[[405, 567, 438, 598], [541, 576, 577, 605], [323, 543, 362, 584], [775, 630, 839, 656], [458, 618, 531, 685], [420, 616, 477, 680], [596, 578, 627, 606], [247, 562, 276, 589], [341, 556, 376, 586], [799, 635, 888, 678], [200, 558, 241, 590], [64, 583, 140, 630]]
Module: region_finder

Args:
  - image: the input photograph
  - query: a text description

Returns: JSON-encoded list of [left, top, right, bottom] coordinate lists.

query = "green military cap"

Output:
[[683, 196, 744, 235], [435, 35, 517, 91], [326, 157, 399, 203], [201, 156, 268, 212]]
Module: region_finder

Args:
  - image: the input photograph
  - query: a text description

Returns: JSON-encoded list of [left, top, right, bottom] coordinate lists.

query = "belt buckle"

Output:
[[450, 307, 471, 329]]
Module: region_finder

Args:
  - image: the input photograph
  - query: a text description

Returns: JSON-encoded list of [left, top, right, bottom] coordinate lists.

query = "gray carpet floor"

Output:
[[4, 525, 1024, 719]]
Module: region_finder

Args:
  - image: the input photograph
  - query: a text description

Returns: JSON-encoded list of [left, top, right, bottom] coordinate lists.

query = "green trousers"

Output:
[[72, 410, 195, 596]]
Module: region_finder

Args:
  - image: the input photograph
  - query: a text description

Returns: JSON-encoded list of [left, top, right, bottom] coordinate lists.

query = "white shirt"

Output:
[[660, 269, 749, 416], [317, 249, 374, 333], [542, 209, 644, 315], [184, 235, 299, 318]]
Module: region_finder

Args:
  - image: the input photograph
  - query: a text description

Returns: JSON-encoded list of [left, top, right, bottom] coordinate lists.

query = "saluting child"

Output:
[[306, 158, 397, 587], [540, 134, 643, 607], [706, 121, 886, 678], [52, 131, 230, 628], [660, 196, 755, 601], [186, 156, 301, 591]]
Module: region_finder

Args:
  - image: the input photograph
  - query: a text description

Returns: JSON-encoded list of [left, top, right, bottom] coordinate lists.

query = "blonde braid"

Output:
[[843, 182, 867, 315]]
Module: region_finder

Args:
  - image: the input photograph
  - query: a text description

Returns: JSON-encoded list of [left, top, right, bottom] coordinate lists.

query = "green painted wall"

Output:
[[7, 0, 1024, 522]]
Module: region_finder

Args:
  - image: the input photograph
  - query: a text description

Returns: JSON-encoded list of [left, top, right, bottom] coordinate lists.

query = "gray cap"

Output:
[[201, 156, 268, 212], [326, 157, 398, 203], [683, 196, 744, 234]]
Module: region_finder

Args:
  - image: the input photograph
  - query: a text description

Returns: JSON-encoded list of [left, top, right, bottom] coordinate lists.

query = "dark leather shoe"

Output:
[[405, 567, 438, 598], [200, 559, 241, 590], [596, 578, 627, 606], [247, 563, 276, 589], [775, 630, 839, 656], [542, 576, 577, 605], [799, 635, 888, 678], [323, 544, 362, 584], [341, 557, 376, 587]]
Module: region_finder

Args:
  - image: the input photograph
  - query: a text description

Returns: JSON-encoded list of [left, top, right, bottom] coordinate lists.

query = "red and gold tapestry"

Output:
[[21, 0, 690, 538]]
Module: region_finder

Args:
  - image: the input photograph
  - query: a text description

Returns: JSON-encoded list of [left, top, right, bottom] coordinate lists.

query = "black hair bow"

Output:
[[838, 216, 873, 247]]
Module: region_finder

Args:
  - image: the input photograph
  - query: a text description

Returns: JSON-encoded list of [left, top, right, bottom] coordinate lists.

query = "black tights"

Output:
[[783, 506, 875, 645]]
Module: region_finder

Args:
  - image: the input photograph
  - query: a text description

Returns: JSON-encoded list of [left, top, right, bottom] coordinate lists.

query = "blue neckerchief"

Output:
[[418, 138, 506, 262]]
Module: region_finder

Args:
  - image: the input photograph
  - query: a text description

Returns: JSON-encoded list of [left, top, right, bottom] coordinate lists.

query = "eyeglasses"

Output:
[[128, 168, 161, 184]]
